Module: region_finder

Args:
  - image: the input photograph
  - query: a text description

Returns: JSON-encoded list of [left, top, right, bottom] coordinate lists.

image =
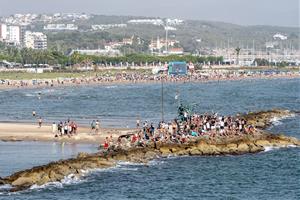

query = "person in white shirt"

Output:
[[52, 122, 57, 135]]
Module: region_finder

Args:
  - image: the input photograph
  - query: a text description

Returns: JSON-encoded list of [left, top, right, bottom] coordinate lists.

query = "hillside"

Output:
[[27, 14, 298, 53]]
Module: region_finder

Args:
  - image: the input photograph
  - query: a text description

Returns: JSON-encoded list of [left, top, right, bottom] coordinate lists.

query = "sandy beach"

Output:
[[0, 72, 299, 91], [0, 123, 137, 144]]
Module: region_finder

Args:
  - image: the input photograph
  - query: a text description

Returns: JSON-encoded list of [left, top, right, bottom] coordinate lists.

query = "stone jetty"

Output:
[[0, 109, 299, 192]]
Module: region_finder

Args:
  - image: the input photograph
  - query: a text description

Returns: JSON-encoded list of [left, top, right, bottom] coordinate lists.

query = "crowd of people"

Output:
[[102, 105, 256, 151], [51, 120, 79, 137], [1, 69, 298, 89]]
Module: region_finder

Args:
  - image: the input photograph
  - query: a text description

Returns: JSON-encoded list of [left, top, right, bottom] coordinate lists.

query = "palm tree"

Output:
[[235, 47, 241, 65]]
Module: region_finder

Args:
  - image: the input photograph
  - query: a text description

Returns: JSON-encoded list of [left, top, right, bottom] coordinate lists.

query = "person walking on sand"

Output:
[[52, 122, 58, 137], [90, 120, 96, 134], [38, 117, 42, 128], [95, 120, 100, 134]]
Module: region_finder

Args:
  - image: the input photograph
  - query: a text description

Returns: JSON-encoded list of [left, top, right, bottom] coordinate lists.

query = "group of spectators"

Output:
[[104, 106, 255, 150], [52, 120, 78, 137]]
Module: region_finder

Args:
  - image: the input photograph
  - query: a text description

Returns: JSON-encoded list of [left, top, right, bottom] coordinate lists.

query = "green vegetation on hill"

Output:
[[31, 15, 299, 53]]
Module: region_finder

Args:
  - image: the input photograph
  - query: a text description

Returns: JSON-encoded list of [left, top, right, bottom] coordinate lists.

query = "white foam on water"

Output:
[[117, 161, 145, 166], [270, 117, 283, 126], [30, 181, 62, 190], [29, 173, 85, 191], [24, 93, 35, 97], [116, 166, 139, 171], [263, 145, 298, 152], [148, 159, 165, 166], [264, 146, 279, 152], [61, 174, 83, 185], [0, 184, 13, 190], [270, 113, 296, 127], [105, 85, 117, 89]]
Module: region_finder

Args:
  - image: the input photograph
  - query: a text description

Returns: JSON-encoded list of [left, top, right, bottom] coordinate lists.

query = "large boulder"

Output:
[[189, 147, 201, 155], [144, 151, 159, 160], [248, 143, 264, 153], [159, 147, 172, 156], [11, 172, 41, 187], [197, 142, 220, 155], [12, 177, 34, 187], [49, 170, 64, 182], [225, 143, 238, 154], [36, 174, 51, 185], [255, 140, 271, 147], [237, 143, 250, 153]]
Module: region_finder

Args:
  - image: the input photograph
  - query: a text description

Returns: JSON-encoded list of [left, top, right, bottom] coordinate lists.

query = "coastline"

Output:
[[0, 73, 299, 91]]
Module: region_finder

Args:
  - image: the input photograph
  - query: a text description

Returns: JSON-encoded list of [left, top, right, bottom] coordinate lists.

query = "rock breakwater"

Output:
[[0, 109, 299, 192]]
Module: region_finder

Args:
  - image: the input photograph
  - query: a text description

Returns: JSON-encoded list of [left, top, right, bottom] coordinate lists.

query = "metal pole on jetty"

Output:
[[161, 76, 164, 122]]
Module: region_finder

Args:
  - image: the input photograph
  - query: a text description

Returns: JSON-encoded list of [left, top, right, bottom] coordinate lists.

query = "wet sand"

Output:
[[0, 123, 137, 144]]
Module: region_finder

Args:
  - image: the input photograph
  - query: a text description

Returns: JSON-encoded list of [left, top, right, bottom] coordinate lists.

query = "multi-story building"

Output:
[[91, 24, 127, 31], [7, 25, 20, 45], [127, 19, 164, 26], [24, 31, 47, 49], [149, 37, 180, 52], [0, 24, 7, 41], [19, 26, 27, 47], [44, 24, 78, 31]]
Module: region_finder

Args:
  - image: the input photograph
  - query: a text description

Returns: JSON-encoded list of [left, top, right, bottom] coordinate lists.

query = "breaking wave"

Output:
[[269, 113, 296, 127], [29, 174, 84, 191], [264, 144, 297, 152]]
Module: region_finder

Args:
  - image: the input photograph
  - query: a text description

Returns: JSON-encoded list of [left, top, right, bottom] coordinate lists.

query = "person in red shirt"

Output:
[[131, 134, 138, 143], [104, 137, 109, 149]]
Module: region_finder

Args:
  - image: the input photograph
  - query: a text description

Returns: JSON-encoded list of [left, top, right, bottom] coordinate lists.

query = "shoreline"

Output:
[[0, 73, 299, 91], [0, 122, 137, 144]]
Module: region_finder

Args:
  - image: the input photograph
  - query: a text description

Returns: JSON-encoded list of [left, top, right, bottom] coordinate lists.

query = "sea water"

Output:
[[0, 78, 299, 199]]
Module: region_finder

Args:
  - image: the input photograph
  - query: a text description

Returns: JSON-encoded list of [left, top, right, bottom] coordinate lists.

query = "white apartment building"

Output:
[[44, 24, 78, 31], [0, 24, 7, 40], [24, 31, 47, 49], [7, 26, 21, 45], [127, 19, 164, 26]]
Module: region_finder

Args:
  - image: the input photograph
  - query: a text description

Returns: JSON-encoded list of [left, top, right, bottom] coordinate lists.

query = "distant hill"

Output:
[[29, 14, 298, 53]]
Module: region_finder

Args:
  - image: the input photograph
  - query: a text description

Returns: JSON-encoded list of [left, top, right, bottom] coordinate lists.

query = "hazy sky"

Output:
[[0, 0, 299, 27]]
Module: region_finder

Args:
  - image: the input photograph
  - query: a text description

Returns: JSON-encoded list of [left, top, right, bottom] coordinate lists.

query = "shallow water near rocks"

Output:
[[0, 78, 299, 199]]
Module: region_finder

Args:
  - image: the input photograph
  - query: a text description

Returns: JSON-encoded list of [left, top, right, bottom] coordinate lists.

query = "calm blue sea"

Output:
[[0, 78, 299, 199]]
